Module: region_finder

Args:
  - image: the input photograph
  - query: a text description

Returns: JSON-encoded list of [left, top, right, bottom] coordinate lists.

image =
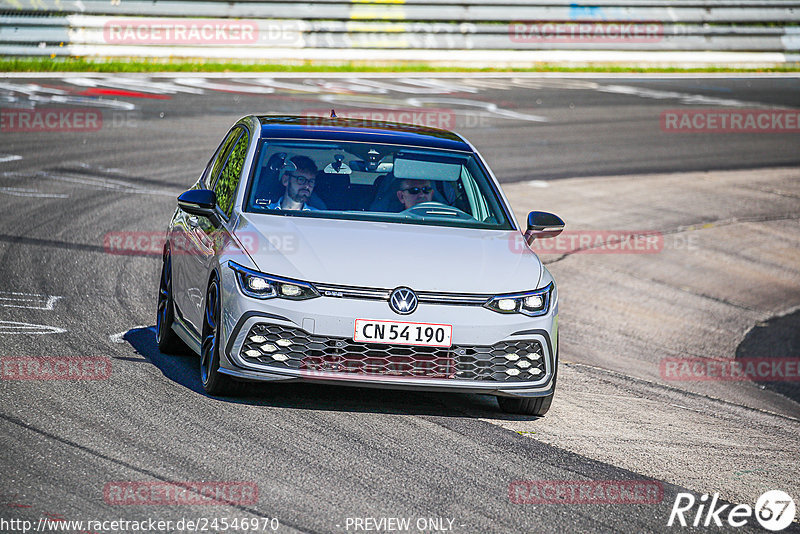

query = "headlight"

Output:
[[228, 261, 320, 301], [484, 283, 552, 317]]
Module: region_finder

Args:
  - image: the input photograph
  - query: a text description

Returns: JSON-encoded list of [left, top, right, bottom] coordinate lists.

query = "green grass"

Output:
[[1, 57, 799, 73]]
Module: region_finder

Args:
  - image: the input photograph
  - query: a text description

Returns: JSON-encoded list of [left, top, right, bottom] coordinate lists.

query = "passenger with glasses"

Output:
[[396, 179, 434, 210], [266, 155, 319, 211]]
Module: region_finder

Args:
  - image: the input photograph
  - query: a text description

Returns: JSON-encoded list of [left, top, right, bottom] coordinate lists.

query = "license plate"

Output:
[[353, 319, 453, 348]]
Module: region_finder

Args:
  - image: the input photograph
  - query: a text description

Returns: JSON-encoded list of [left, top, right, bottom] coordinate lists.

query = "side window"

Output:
[[214, 129, 250, 218], [205, 128, 241, 189]]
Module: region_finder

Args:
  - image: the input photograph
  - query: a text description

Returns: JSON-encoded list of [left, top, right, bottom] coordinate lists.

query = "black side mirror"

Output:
[[178, 189, 218, 223], [525, 211, 564, 245]]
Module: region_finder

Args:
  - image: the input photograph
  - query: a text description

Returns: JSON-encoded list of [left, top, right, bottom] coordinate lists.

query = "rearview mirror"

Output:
[[324, 155, 352, 175], [525, 211, 564, 245], [178, 189, 218, 223]]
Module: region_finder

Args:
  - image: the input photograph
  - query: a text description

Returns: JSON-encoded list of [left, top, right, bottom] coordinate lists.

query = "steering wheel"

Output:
[[400, 201, 475, 220]]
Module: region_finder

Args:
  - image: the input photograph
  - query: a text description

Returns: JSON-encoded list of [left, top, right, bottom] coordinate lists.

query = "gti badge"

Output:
[[389, 287, 418, 315]]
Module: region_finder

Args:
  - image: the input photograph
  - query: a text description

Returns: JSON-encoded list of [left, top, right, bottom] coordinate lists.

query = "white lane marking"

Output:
[[109, 325, 155, 343], [235, 77, 323, 93], [458, 78, 520, 90], [74, 163, 127, 176], [316, 93, 550, 123], [504, 77, 779, 108], [315, 93, 437, 111], [0, 155, 22, 163], [405, 96, 549, 122], [3, 74, 792, 114], [0, 292, 62, 310], [504, 77, 786, 109], [29, 93, 136, 111], [0, 82, 138, 110], [401, 77, 480, 94], [0, 81, 137, 110], [3, 170, 176, 197], [0, 187, 70, 199], [36, 171, 178, 196], [0, 321, 66, 335], [63, 76, 204, 95], [593, 83, 771, 108], [173, 78, 275, 94], [230, 78, 383, 95], [0, 82, 68, 96], [342, 78, 457, 94], [526, 180, 550, 188]]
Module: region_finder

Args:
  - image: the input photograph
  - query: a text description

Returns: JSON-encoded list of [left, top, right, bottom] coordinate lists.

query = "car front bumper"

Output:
[[218, 269, 558, 398]]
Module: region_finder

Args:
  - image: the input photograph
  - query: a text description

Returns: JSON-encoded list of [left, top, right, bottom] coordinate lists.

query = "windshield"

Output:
[[244, 139, 514, 230]]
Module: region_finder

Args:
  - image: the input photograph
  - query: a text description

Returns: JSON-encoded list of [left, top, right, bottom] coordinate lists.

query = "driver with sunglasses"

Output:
[[265, 155, 319, 211], [396, 179, 434, 210]]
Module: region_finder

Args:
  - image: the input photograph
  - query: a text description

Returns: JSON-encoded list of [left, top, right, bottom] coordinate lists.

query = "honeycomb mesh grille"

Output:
[[240, 323, 546, 383]]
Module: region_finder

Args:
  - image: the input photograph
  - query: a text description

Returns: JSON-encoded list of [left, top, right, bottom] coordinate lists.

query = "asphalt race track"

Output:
[[1, 73, 799, 534]]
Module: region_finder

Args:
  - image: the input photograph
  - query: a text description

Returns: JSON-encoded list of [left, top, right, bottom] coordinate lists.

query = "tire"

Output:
[[497, 365, 557, 416], [200, 276, 238, 396], [156, 250, 189, 354]]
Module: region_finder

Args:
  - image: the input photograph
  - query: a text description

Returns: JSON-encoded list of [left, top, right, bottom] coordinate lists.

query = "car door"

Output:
[[183, 126, 251, 333], [172, 127, 241, 335]]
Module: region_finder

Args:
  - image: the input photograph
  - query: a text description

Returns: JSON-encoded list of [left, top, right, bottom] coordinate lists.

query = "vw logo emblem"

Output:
[[389, 287, 418, 315]]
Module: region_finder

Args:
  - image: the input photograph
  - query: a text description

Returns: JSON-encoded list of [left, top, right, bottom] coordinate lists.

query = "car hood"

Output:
[[234, 213, 543, 294]]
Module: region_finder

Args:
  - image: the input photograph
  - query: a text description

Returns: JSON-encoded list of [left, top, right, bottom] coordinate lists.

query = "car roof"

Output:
[[254, 115, 471, 152]]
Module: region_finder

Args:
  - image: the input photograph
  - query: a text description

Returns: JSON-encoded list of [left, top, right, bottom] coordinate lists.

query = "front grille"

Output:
[[239, 324, 547, 383], [313, 282, 491, 306]]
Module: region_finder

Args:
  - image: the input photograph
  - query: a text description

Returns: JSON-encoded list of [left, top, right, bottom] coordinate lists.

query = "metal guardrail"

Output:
[[1, 1, 798, 63]]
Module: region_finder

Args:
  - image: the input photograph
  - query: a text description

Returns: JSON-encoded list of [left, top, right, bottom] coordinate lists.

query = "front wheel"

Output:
[[496, 366, 557, 416], [156, 250, 188, 354], [200, 276, 238, 396], [497, 393, 554, 416]]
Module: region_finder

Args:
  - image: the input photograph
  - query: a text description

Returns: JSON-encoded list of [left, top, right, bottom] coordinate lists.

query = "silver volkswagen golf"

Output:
[[157, 115, 564, 415]]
